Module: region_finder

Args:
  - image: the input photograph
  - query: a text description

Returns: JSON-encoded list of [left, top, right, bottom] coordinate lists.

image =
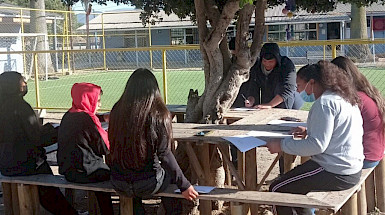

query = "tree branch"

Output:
[[250, 0, 266, 62]]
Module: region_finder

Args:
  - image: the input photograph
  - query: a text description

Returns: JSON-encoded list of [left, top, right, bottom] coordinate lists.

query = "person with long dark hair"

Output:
[[57, 82, 114, 215], [332, 56, 385, 169], [108, 68, 198, 214], [0, 72, 78, 215], [266, 61, 364, 215]]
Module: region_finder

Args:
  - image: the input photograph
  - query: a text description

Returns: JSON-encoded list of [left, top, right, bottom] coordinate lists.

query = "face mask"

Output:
[[21, 85, 28, 97], [299, 82, 315, 102]]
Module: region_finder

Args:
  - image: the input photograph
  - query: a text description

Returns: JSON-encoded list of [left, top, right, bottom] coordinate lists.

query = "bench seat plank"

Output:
[[307, 168, 374, 212]]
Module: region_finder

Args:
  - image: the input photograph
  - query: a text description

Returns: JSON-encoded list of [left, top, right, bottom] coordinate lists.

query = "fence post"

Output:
[[162, 49, 168, 104], [331, 44, 337, 59], [33, 53, 41, 108], [102, 14, 107, 71]]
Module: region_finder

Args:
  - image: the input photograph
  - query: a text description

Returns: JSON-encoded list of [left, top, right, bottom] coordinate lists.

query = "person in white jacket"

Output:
[[266, 61, 364, 215]]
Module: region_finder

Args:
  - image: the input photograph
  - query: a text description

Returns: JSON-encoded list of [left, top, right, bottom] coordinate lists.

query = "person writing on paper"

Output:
[[0, 72, 78, 215], [266, 61, 364, 215], [332, 56, 385, 168], [108, 68, 198, 214], [57, 83, 114, 215], [232, 42, 303, 110]]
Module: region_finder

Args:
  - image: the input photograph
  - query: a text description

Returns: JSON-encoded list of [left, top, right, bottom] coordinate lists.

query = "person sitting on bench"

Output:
[[108, 68, 198, 214], [57, 82, 114, 215], [332, 56, 385, 169], [0, 71, 78, 215], [266, 61, 364, 215]]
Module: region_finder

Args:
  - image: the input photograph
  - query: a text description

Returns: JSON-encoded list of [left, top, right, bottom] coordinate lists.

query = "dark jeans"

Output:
[[29, 161, 78, 215], [111, 168, 182, 215], [269, 160, 361, 215], [65, 168, 114, 215]]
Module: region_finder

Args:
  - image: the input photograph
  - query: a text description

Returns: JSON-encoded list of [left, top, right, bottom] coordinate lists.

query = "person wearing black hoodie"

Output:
[[232, 42, 303, 109], [0, 71, 78, 215]]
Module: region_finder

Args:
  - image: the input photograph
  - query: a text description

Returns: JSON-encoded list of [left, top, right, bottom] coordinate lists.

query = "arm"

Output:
[[277, 58, 297, 104], [256, 94, 283, 109], [280, 103, 335, 157], [18, 102, 41, 147]]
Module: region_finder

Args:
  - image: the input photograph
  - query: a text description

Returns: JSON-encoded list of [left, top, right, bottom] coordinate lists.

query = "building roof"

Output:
[[78, 10, 195, 32], [0, 3, 63, 19], [78, 3, 385, 32]]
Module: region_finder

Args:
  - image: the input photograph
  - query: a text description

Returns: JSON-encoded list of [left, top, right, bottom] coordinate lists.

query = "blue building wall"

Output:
[[151, 29, 170, 45], [105, 35, 124, 48]]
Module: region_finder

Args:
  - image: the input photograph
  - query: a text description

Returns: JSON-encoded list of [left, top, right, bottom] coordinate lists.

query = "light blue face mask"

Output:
[[299, 82, 316, 102]]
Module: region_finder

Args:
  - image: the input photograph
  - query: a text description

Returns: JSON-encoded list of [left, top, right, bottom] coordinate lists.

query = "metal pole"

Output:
[[332, 44, 337, 59], [149, 23, 153, 69], [44, 34, 48, 80], [53, 17, 58, 72], [33, 53, 41, 108], [162, 49, 168, 103], [102, 13, 107, 70], [20, 9, 27, 77]]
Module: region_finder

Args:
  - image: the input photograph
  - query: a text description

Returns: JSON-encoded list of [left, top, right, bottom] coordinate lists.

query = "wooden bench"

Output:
[[0, 167, 376, 215]]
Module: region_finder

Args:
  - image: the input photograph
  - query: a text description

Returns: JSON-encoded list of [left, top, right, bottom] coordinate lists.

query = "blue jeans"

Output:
[[363, 160, 380, 169]]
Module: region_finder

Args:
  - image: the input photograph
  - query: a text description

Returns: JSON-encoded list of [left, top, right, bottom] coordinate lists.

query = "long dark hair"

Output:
[[332, 56, 385, 131], [297, 60, 359, 106], [0, 72, 24, 104], [108, 68, 172, 169]]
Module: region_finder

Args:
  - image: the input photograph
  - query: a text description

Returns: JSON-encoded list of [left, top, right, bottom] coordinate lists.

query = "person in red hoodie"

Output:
[[58, 82, 113, 215]]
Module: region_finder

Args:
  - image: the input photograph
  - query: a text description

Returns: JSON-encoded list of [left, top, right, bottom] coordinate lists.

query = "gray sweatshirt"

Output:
[[281, 90, 364, 175]]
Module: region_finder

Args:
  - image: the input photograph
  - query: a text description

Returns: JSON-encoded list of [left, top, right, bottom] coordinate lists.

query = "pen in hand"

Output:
[[241, 94, 247, 101]]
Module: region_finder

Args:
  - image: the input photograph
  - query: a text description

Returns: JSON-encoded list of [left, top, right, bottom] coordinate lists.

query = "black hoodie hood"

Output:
[[0, 72, 24, 103], [259, 43, 282, 67]]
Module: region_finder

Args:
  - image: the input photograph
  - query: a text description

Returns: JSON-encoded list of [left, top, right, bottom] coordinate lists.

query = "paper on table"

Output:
[[232, 107, 259, 111], [222, 135, 266, 152], [267, 119, 307, 128], [175, 185, 215, 194], [247, 130, 292, 138]]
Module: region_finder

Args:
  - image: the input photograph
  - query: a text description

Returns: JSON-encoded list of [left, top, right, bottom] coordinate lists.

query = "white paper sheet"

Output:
[[232, 107, 259, 111], [222, 135, 266, 152], [267, 119, 307, 128], [175, 185, 215, 194], [247, 130, 292, 138]]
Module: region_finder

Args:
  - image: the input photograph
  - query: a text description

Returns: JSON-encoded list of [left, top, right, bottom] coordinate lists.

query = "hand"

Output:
[[244, 96, 255, 108], [266, 139, 282, 154], [290, 126, 307, 139], [181, 185, 199, 201], [256, 104, 272, 109], [103, 113, 110, 122]]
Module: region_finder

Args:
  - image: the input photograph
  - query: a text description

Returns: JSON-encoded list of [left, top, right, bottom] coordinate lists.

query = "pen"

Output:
[[241, 94, 247, 101]]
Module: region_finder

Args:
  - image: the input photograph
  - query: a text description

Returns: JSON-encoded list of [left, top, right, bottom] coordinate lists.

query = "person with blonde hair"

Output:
[[332, 56, 385, 168]]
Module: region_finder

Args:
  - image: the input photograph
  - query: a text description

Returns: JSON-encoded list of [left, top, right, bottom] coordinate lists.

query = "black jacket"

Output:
[[57, 112, 110, 176], [233, 55, 298, 109], [0, 97, 51, 176]]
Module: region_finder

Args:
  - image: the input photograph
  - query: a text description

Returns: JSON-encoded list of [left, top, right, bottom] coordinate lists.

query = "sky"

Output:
[[72, 1, 135, 13]]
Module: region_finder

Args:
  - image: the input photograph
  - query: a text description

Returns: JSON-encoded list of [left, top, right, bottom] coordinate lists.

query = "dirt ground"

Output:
[[0, 112, 299, 214]]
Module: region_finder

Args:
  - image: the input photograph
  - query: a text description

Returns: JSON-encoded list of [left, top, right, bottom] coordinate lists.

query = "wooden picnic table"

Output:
[[171, 108, 308, 214]]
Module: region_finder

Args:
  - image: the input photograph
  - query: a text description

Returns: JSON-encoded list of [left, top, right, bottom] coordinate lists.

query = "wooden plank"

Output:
[[256, 153, 281, 191], [218, 144, 245, 190], [2, 182, 13, 215], [155, 185, 333, 209], [11, 183, 20, 215], [17, 184, 34, 215], [375, 159, 385, 211], [283, 153, 297, 173], [184, 142, 206, 183], [365, 172, 375, 212], [307, 168, 374, 212], [340, 192, 358, 215], [196, 142, 212, 214], [245, 148, 258, 214], [357, 183, 367, 215], [120, 195, 133, 215]]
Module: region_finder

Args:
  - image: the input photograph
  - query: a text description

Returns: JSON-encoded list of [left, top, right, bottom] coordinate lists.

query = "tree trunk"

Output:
[[348, 3, 373, 62], [30, 0, 55, 78]]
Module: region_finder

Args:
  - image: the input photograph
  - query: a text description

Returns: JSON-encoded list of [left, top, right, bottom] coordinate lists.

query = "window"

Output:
[[123, 30, 149, 47], [171, 29, 184, 45], [186, 28, 199, 44], [267, 23, 317, 42]]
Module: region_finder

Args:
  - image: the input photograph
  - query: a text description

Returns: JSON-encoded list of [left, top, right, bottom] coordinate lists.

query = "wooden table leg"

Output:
[[283, 153, 297, 173], [196, 142, 212, 214], [2, 182, 13, 215], [237, 150, 244, 182], [365, 172, 375, 212], [218, 144, 245, 190], [18, 184, 39, 215], [375, 159, 385, 211], [120, 195, 133, 215], [358, 183, 367, 215], [11, 183, 20, 215], [341, 192, 358, 215], [245, 148, 258, 215]]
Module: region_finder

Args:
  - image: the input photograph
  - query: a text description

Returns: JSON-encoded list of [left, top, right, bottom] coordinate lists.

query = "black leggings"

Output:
[[269, 160, 361, 215], [65, 168, 114, 215]]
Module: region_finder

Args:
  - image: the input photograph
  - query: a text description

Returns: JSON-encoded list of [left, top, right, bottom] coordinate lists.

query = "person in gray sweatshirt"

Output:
[[266, 61, 364, 215]]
